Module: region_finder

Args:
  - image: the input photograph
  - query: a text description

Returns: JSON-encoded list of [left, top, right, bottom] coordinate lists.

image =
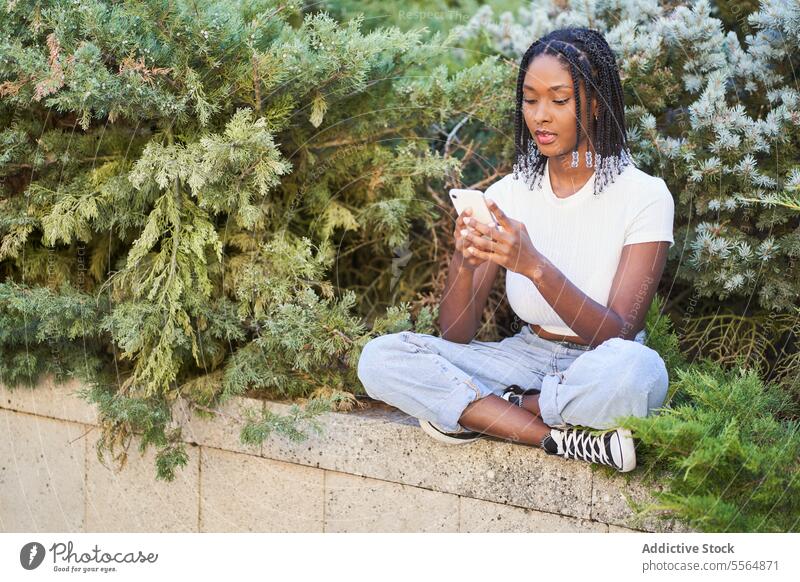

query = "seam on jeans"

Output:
[[464, 378, 481, 400]]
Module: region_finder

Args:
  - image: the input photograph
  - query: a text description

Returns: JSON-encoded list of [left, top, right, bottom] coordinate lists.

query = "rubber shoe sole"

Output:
[[418, 419, 484, 445], [611, 428, 637, 473]]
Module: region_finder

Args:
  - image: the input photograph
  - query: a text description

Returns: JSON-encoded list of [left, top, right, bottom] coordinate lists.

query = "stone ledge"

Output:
[[174, 397, 691, 532], [262, 401, 691, 532], [0, 376, 98, 426], [0, 379, 693, 533]]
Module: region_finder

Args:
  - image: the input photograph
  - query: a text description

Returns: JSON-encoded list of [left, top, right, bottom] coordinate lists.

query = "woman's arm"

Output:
[[525, 241, 669, 346], [440, 251, 501, 344], [462, 199, 669, 347]]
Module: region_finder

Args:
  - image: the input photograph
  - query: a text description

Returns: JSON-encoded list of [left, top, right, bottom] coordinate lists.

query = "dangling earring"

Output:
[[571, 150, 579, 168]]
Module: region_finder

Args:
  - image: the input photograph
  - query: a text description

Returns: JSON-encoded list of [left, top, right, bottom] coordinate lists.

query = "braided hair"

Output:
[[512, 27, 632, 196]]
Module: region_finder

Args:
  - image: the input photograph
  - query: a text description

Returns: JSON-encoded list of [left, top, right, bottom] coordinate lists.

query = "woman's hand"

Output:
[[462, 199, 544, 280], [454, 208, 491, 271]]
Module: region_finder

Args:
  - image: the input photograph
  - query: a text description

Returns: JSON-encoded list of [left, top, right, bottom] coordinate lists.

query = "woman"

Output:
[[357, 28, 674, 473]]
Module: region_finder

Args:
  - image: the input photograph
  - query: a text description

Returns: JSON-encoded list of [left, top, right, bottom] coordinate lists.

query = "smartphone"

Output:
[[448, 188, 497, 230]]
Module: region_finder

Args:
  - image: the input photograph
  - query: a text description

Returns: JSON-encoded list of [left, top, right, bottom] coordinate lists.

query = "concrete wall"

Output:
[[0, 377, 693, 533]]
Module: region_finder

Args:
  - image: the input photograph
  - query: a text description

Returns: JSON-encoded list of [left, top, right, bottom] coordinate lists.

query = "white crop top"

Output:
[[484, 158, 675, 337]]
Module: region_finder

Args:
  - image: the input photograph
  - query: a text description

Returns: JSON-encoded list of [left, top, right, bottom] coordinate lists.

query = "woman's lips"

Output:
[[535, 131, 556, 145]]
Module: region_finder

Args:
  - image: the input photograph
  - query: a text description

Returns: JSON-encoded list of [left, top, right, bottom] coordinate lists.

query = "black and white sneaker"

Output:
[[418, 419, 484, 445], [501, 384, 541, 407], [540, 426, 636, 472]]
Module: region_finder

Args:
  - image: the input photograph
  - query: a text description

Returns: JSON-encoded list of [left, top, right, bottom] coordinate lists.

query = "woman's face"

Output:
[[521, 53, 596, 159]]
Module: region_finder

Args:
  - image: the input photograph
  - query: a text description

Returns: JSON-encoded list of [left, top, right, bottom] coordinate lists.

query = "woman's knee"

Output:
[[601, 338, 669, 415], [356, 332, 407, 399], [551, 339, 667, 429]]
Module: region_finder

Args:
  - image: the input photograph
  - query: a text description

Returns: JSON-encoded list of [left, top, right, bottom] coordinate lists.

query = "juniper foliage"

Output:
[[621, 299, 800, 532], [0, 0, 492, 478]]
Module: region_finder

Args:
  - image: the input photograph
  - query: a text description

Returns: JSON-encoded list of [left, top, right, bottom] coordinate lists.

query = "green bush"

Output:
[[618, 297, 800, 532], [1, 0, 798, 531], [0, 0, 491, 478]]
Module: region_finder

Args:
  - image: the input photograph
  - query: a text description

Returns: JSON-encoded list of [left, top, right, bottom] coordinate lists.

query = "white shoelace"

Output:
[[561, 429, 613, 466]]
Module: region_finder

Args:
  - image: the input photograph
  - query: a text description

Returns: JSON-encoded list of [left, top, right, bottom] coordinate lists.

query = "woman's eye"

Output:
[[523, 98, 570, 105]]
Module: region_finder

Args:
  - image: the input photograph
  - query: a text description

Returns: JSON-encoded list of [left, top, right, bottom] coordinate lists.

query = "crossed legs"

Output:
[[458, 394, 550, 446], [358, 331, 669, 440]]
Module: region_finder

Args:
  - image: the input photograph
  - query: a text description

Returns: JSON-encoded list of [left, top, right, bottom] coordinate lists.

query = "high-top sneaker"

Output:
[[540, 426, 636, 472], [501, 384, 541, 407]]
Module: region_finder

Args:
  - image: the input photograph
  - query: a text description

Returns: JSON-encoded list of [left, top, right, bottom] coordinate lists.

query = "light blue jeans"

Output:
[[357, 325, 668, 433]]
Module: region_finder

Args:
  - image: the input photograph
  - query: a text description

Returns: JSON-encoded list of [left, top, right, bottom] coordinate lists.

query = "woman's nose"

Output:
[[525, 99, 547, 117], [529, 103, 550, 124]]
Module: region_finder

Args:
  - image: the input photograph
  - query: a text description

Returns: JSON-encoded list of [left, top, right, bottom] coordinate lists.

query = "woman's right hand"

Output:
[[454, 208, 489, 271]]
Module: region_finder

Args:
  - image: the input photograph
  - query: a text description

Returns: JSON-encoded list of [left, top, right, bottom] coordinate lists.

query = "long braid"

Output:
[[570, 56, 582, 167], [513, 42, 546, 189], [512, 28, 632, 197]]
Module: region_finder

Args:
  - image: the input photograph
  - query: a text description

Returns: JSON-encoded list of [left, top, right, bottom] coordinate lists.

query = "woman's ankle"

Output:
[[519, 394, 541, 416]]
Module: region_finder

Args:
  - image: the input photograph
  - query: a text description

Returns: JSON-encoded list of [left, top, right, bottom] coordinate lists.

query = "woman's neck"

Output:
[[547, 145, 596, 198]]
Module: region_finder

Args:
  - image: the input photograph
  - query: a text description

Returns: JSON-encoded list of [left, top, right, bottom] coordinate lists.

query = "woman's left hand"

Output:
[[462, 199, 544, 279]]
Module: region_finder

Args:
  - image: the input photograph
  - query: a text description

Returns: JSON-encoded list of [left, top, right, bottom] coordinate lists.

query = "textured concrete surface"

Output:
[[256, 401, 595, 520], [174, 396, 263, 456], [0, 378, 695, 533], [324, 471, 459, 532], [85, 432, 200, 532], [591, 469, 694, 532], [609, 524, 642, 533], [459, 496, 609, 533], [0, 376, 98, 425], [0, 410, 86, 532], [200, 447, 323, 532]]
